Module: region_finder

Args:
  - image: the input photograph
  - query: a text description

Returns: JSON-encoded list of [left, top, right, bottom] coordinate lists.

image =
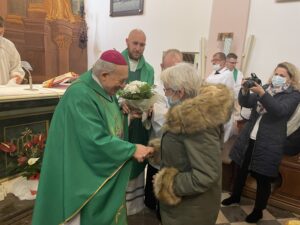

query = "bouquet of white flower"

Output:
[[118, 81, 158, 112]]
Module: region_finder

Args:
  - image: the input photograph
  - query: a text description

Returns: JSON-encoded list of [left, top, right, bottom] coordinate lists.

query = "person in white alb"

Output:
[[0, 16, 24, 85], [226, 53, 244, 133], [206, 52, 235, 142], [144, 49, 183, 220], [226, 53, 243, 99]]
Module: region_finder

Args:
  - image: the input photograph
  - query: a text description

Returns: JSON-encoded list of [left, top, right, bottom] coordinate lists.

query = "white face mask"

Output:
[[212, 64, 221, 71], [167, 95, 181, 107]]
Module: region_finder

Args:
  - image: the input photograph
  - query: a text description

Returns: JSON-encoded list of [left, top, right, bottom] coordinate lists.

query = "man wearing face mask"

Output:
[[206, 52, 235, 142], [0, 16, 24, 85], [222, 62, 300, 223], [206, 52, 235, 89]]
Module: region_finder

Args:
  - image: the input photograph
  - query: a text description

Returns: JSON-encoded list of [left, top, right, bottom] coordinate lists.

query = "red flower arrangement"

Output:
[[0, 128, 46, 178]]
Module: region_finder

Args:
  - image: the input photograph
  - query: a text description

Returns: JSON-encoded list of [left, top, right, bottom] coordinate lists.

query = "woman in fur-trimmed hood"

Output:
[[152, 63, 234, 225]]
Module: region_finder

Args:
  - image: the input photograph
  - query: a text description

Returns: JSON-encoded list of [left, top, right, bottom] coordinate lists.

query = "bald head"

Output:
[[128, 29, 146, 40], [161, 49, 183, 70], [126, 29, 146, 60]]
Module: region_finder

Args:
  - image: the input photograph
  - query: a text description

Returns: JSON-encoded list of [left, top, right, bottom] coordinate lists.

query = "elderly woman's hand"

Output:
[[250, 82, 265, 97]]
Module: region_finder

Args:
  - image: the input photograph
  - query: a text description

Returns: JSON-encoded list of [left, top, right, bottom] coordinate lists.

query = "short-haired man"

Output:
[[206, 52, 234, 89], [226, 53, 244, 126], [144, 49, 183, 216], [226, 53, 243, 99], [206, 52, 235, 142], [0, 16, 24, 85], [160, 49, 183, 70], [121, 29, 154, 215], [32, 50, 153, 225]]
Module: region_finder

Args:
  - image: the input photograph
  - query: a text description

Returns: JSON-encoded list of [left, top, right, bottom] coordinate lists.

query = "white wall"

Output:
[[86, 0, 300, 85], [206, 0, 250, 77], [245, 0, 300, 83], [85, 0, 212, 82]]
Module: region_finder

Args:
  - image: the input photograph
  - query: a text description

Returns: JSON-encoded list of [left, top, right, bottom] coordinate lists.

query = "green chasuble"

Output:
[[32, 70, 136, 225], [122, 49, 155, 179]]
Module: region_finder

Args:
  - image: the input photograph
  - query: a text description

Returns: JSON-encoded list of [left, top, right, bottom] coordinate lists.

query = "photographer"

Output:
[[222, 62, 300, 223]]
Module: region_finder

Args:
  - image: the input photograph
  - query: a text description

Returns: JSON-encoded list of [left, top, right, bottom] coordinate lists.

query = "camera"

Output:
[[243, 73, 262, 88]]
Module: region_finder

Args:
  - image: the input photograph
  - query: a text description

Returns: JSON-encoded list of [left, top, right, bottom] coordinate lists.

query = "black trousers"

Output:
[[144, 163, 161, 221], [231, 139, 275, 210]]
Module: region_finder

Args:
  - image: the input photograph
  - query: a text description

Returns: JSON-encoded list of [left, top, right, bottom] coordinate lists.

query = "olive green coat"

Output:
[[154, 84, 234, 225]]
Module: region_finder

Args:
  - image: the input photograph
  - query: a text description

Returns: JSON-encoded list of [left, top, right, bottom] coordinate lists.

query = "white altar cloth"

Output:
[[0, 84, 68, 102]]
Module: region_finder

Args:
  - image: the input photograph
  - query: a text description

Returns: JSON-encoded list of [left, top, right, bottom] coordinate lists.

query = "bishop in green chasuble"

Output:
[[32, 50, 142, 225]]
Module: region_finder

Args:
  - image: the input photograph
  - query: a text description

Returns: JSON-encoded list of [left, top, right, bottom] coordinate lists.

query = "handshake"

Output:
[[133, 144, 154, 163], [133, 138, 161, 163]]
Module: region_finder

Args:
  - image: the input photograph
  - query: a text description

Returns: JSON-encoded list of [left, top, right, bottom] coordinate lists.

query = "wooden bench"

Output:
[[222, 135, 300, 214]]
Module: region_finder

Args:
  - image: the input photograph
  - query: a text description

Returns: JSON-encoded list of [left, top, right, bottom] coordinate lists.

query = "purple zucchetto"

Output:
[[100, 49, 127, 66]]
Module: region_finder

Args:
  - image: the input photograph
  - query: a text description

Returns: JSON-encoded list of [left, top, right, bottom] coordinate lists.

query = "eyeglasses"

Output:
[[163, 88, 174, 93]]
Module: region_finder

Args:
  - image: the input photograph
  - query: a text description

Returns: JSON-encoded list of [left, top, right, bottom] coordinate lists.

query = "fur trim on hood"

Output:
[[164, 84, 234, 134], [154, 167, 181, 205]]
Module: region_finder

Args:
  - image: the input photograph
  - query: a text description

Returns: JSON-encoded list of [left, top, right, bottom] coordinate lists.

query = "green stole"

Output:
[[233, 68, 238, 82], [127, 69, 149, 179], [121, 50, 154, 179]]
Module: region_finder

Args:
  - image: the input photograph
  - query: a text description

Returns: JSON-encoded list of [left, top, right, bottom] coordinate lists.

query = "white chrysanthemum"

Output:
[[130, 80, 146, 86], [28, 157, 40, 166], [123, 81, 147, 94], [127, 85, 139, 93]]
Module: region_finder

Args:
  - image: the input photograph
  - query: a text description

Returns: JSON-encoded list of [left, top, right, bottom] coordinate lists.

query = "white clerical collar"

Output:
[[92, 73, 103, 88], [92, 73, 113, 100], [219, 67, 228, 73], [129, 58, 139, 72]]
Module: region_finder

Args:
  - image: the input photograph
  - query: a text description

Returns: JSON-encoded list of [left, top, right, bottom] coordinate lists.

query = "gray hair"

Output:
[[162, 49, 183, 62], [160, 62, 202, 98], [92, 59, 116, 76]]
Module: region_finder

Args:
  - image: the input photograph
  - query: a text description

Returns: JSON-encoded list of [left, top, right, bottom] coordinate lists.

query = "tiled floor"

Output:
[[128, 192, 300, 225]]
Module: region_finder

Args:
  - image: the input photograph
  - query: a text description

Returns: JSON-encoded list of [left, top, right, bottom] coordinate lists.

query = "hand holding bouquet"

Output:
[[118, 81, 158, 113]]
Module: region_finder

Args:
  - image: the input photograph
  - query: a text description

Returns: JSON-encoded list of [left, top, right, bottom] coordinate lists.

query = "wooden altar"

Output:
[[0, 84, 66, 224], [0, 85, 66, 179]]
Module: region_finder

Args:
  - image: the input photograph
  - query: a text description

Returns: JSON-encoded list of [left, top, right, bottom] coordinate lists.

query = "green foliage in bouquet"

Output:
[[118, 81, 154, 100]]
